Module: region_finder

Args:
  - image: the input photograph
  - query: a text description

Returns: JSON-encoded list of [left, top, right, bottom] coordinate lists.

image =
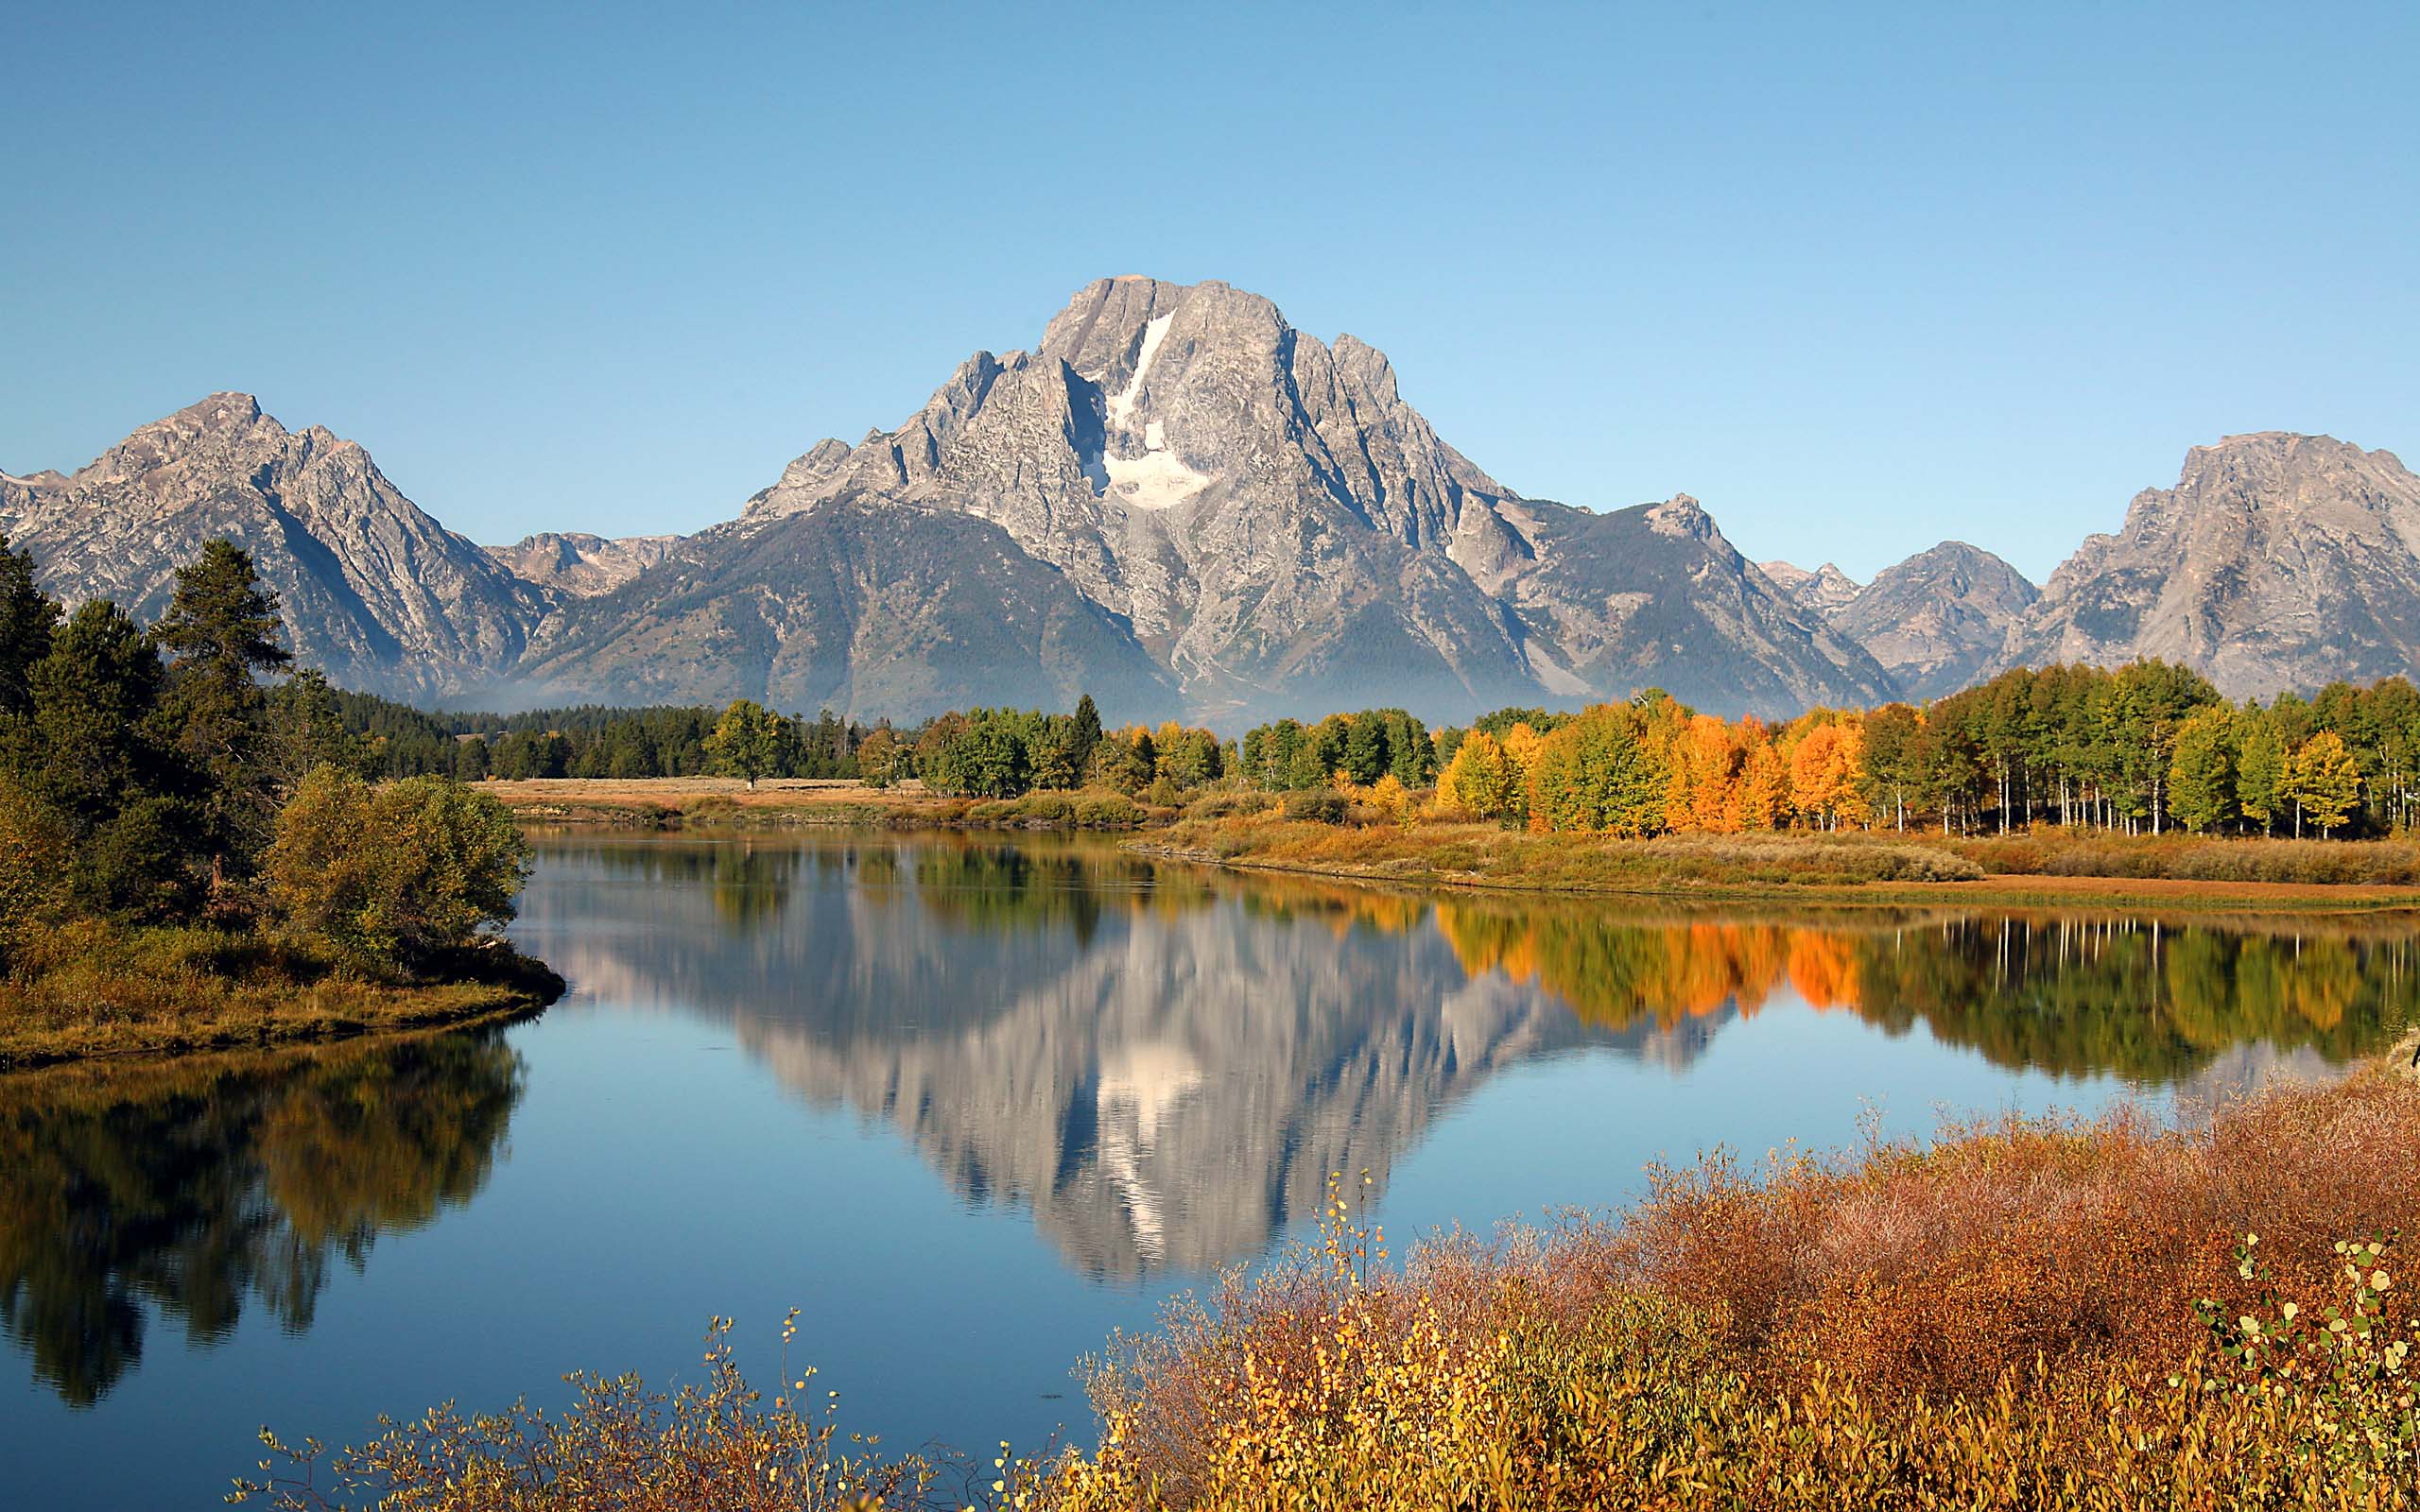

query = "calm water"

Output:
[[4, 832, 2412, 1507]]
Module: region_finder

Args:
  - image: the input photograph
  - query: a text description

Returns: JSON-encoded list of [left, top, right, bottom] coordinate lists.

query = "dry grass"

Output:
[[486, 777, 1162, 832], [1153, 809, 2420, 909], [0, 920, 559, 1070], [1056, 1071, 2420, 1509]]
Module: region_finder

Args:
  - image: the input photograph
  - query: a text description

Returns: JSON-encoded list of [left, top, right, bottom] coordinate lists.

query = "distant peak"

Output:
[[166, 391, 270, 432], [1646, 493, 1720, 542]]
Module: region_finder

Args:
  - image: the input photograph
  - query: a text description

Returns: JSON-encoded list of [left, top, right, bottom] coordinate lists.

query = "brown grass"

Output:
[[485, 777, 1162, 831], [1150, 809, 2420, 911], [0, 920, 560, 1071], [1067, 1069, 2420, 1507]]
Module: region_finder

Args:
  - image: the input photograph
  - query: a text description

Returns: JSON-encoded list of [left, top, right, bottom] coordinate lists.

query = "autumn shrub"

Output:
[[1282, 792, 1348, 824], [266, 767, 531, 972], [1048, 1122, 2420, 1510], [233, 1313, 943, 1511], [0, 772, 70, 961]]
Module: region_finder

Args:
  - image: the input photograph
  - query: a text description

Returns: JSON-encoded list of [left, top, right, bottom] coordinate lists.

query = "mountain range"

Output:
[[5, 277, 2415, 724]]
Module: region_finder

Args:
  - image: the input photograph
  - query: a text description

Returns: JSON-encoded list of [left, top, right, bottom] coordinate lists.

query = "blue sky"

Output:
[[3, 2, 2413, 582]]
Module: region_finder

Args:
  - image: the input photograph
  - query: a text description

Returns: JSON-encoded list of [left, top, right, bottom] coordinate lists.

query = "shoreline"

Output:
[[1127, 834, 2420, 916], [0, 943, 564, 1074], [486, 777, 2420, 913]]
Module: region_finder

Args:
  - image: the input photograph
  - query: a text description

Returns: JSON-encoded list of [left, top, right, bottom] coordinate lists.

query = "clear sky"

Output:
[[4, 2, 2413, 583]]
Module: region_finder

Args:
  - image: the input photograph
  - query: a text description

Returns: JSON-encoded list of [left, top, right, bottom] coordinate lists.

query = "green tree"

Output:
[[1527, 705, 1668, 836], [704, 699, 783, 790], [2167, 707, 2238, 834], [0, 773, 70, 959], [1069, 693, 1103, 777], [152, 541, 292, 882], [267, 667, 366, 783], [2236, 711, 2287, 836], [0, 530, 60, 718], [21, 599, 199, 917], [266, 767, 531, 970]]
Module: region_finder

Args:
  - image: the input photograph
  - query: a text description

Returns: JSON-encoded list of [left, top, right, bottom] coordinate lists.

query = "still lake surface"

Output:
[[5, 831, 2413, 1507]]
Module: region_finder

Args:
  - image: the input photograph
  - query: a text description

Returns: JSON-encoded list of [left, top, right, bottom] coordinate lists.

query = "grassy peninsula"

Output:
[[0, 536, 558, 1070]]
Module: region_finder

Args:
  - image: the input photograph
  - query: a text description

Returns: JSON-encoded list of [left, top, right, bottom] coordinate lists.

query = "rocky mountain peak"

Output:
[[1760, 558, 1862, 616], [0, 393, 549, 696], [1821, 542, 2037, 701], [1995, 434, 2420, 699], [1646, 493, 1720, 542], [543, 277, 1901, 723]]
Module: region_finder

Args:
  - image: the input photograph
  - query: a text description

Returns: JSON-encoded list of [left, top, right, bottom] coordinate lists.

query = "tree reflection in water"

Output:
[[0, 1029, 523, 1406]]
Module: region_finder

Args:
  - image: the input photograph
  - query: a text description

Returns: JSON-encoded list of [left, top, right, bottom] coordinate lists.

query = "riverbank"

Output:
[[0, 922, 562, 1071], [484, 776, 1157, 831], [1140, 814, 2420, 914], [233, 1061, 2420, 1510]]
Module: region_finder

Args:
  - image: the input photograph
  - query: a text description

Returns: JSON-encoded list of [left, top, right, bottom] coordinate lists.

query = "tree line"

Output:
[[1416, 662, 2404, 840], [0, 533, 527, 971]]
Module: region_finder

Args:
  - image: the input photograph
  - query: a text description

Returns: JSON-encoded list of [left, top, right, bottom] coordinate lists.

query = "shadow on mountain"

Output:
[[0, 1030, 525, 1406]]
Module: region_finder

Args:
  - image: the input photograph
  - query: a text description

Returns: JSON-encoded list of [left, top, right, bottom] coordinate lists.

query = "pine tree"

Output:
[[154, 540, 293, 881], [1070, 693, 1103, 776], [26, 600, 199, 916], [0, 530, 60, 719]]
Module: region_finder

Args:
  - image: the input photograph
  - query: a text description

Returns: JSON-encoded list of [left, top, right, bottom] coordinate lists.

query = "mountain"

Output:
[[511, 497, 1184, 721], [1760, 559, 1862, 617], [487, 531, 677, 598], [695, 275, 1893, 722], [1994, 434, 2420, 699], [1817, 543, 2039, 701], [0, 393, 548, 696]]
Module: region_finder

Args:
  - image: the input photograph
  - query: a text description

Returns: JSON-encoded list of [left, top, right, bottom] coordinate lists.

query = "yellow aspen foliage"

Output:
[[1664, 713, 1745, 833], [1730, 724, 1789, 832], [1436, 730, 1517, 820], [1789, 720, 1868, 832]]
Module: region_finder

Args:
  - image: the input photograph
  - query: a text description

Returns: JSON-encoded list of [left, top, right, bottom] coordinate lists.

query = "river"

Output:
[[2, 831, 2409, 1507]]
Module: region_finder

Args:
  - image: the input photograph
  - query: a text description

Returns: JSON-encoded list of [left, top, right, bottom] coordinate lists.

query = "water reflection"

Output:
[[520, 837, 2412, 1281], [0, 1030, 523, 1405]]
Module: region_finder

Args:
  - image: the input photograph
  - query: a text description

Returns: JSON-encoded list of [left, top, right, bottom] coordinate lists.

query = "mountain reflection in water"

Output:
[[521, 835, 2412, 1283], [0, 1030, 523, 1406]]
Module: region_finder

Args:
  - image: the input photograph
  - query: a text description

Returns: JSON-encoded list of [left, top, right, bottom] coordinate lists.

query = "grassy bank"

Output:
[[1145, 809, 2420, 911], [0, 921, 561, 1070], [236, 1066, 2420, 1509], [486, 776, 1160, 832]]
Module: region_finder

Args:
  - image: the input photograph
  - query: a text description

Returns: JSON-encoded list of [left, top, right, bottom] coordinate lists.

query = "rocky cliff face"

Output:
[[1760, 559, 1862, 617], [512, 498, 1184, 722], [0, 393, 549, 696], [1994, 434, 2420, 699], [1819, 543, 2039, 701], [711, 276, 1892, 722], [487, 531, 678, 598]]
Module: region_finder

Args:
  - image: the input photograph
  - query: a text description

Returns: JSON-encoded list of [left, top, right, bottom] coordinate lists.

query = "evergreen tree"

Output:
[[25, 600, 198, 916], [0, 530, 60, 718], [1070, 693, 1103, 776], [268, 667, 366, 783], [153, 541, 292, 881]]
